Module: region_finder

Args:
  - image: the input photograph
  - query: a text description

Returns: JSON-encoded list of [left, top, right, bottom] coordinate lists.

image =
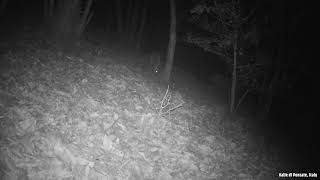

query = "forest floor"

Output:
[[0, 26, 285, 179]]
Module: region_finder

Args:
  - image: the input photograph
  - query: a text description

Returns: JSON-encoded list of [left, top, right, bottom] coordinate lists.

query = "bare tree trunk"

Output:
[[105, 1, 114, 34], [260, 0, 286, 121], [163, 0, 176, 84], [136, 0, 147, 50], [230, 30, 238, 114], [44, 0, 55, 18], [115, 0, 123, 34], [129, 0, 140, 42], [125, 0, 133, 37], [76, 0, 93, 37], [48, 0, 92, 49], [54, 0, 76, 38], [49, 0, 54, 17]]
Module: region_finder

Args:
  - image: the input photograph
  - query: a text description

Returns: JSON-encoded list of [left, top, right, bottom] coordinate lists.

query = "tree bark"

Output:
[[163, 0, 176, 84], [115, 0, 123, 33], [76, 0, 93, 37], [125, 0, 133, 36], [49, 0, 54, 17], [136, 0, 147, 50], [230, 30, 238, 114], [129, 0, 140, 42]]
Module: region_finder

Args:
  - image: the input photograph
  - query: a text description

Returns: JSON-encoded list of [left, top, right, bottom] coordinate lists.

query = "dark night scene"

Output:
[[0, 0, 318, 179]]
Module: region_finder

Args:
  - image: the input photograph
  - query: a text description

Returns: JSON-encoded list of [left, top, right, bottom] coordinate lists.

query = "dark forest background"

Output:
[[1, 0, 318, 171]]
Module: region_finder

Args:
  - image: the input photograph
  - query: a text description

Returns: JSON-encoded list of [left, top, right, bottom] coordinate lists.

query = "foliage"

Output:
[[185, 0, 265, 114], [186, 0, 244, 62]]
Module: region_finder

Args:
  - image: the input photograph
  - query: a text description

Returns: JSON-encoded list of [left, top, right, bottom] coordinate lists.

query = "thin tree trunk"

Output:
[[125, 0, 133, 37], [261, 0, 286, 121], [115, 0, 123, 34], [105, 1, 114, 34], [49, 0, 54, 17], [136, 0, 147, 50], [44, 0, 49, 17], [129, 0, 140, 42], [230, 30, 238, 114], [77, 0, 93, 37], [163, 0, 176, 84], [44, 0, 55, 18]]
